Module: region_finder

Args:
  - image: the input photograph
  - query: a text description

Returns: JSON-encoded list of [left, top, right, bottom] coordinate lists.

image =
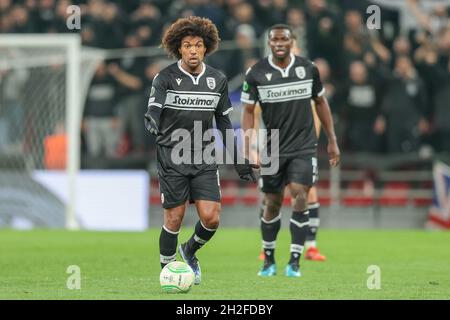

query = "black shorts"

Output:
[[259, 153, 318, 194], [156, 145, 221, 209]]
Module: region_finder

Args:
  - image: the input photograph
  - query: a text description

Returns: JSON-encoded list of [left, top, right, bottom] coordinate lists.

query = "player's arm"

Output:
[[240, 68, 260, 160], [214, 78, 235, 147], [311, 63, 340, 167], [145, 106, 161, 136], [313, 95, 340, 167], [215, 79, 258, 182], [241, 102, 257, 159], [144, 73, 165, 136], [311, 101, 321, 138]]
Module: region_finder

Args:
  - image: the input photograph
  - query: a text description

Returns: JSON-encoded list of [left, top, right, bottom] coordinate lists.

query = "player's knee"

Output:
[[201, 207, 221, 229], [266, 199, 282, 217], [165, 212, 184, 230], [201, 216, 220, 230], [292, 192, 308, 212]]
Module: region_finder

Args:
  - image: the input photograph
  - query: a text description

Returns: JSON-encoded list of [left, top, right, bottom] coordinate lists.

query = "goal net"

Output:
[[0, 34, 101, 229]]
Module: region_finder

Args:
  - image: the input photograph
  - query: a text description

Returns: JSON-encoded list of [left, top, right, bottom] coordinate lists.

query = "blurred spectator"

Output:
[[0, 62, 28, 152], [50, 0, 74, 33], [10, 5, 35, 33], [405, 0, 450, 62], [0, 0, 12, 12], [314, 58, 337, 108], [287, 7, 308, 58], [226, 2, 264, 39], [342, 61, 383, 153], [343, 34, 366, 66], [254, 0, 276, 27], [431, 58, 450, 152], [393, 36, 412, 57], [272, 0, 289, 25], [226, 24, 260, 79], [141, 60, 166, 153], [392, 36, 413, 69], [406, 0, 449, 37], [305, 0, 343, 67], [112, 34, 147, 155], [380, 55, 430, 153], [98, 2, 125, 49], [168, 0, 228, 38], [35, 0, 56, 33], [130, 2, 162, 46], [344, 9, 368, 38], [80, 23, 97, 46], [344, 9, 392, 69], [313, 57, 343, 148], [83, 62, 119, 158], [414, 41, 440, 107], [437, 27, 450, 62]]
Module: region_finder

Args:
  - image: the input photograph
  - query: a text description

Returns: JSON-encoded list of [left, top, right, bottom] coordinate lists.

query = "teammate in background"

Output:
[[293, 38, 326, 262], [304, 103, 326, 261], [241, 24, 340, 277], [145, 16, 257, 285], [255, 104, 326, 262]]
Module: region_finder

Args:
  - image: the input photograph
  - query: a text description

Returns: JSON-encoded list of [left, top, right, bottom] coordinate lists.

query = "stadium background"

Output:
[[0, 0, 450, 300]]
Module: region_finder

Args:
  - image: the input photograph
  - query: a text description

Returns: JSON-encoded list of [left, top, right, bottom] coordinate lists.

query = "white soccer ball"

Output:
[[160, 261, 195, 293]]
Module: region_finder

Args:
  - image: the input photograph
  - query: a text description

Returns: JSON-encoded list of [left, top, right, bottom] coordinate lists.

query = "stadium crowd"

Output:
[[1, 0, 450, 163]]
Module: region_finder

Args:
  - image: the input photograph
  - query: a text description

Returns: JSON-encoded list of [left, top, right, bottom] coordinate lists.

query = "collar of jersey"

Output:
[[268, 53, 295, 78], [177, 60, 206, 85]]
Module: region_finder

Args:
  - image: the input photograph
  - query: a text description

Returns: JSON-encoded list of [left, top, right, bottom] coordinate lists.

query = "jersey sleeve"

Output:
[[311, 63, 325, 98], [215, 77, 233, 116], [147, 72, 167, 109], [240, 67, 258, 105]]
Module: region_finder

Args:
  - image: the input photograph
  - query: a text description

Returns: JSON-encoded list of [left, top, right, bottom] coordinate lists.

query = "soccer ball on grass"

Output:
[[159, 261, 195, 293]]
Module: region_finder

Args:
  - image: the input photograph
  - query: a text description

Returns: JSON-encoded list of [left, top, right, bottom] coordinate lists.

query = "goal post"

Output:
[[67, 35, 81, 230], [0, 34, 100, 229]]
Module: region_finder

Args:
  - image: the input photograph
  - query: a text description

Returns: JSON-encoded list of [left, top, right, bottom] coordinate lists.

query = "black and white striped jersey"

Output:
[[241, 53, 325, 157], [146, 60, 233, 150]]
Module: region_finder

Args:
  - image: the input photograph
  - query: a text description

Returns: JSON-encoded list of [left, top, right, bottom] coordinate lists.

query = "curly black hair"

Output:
[[161, 16, 221, 59]]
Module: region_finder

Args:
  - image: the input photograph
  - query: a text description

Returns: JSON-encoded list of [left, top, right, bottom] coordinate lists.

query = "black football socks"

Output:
[[289, 210, 309, 266], [261, 214, 281, 265], [185, 220, 217, 257], [159, 225, 179, 268], [305, 202, 320, 248]]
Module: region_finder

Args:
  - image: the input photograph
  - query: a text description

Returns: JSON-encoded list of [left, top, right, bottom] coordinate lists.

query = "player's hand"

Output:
[[234, 159, 259, 182], [107, 63, 120, 76], [249, 147, 260, 167], [327, 140, 340, 167], [145, 116, 159, 137]]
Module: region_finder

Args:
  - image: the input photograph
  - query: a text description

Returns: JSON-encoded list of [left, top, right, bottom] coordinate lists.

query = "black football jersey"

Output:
[[241, 53, 324, 157], [146, 60, 233, 151]]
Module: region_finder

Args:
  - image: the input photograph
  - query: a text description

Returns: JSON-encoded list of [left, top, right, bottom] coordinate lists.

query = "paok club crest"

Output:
[[295, 66, 306, 79], [206, 77, 216, 89]]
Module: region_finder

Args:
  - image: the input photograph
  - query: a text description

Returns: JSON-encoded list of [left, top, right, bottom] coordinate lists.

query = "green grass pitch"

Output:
[[0, 229, 449, 300]]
